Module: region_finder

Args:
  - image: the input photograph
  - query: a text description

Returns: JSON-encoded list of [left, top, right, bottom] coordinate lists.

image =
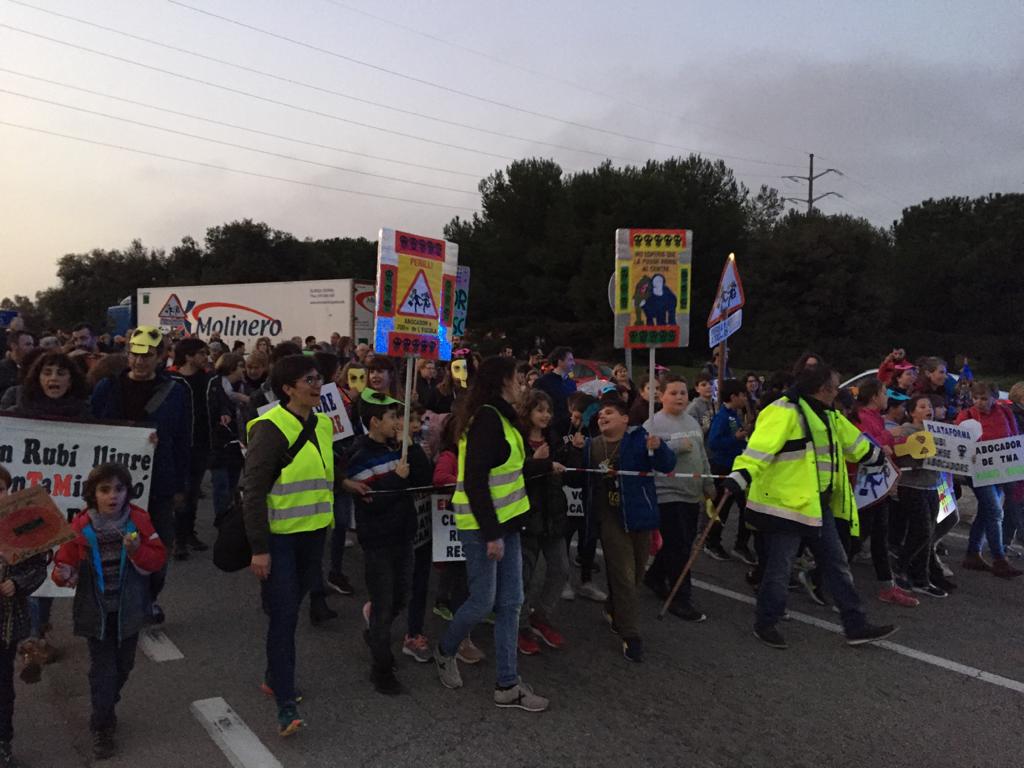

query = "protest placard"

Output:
[[413, 495, 431, 550], [0, 486, 75, 565], [430, 494, 465, 562], [922, 420, 975, 475], [453, 265, 470, 338], [971, 435, 1024, 487], [854, 458, 899, 509], [937, 475, 957, 523], [564, 486, 584, 517], [256, 382, 354, 442]]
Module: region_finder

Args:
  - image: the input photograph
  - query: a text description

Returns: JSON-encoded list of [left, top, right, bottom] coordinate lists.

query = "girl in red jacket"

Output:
[[53, 463, 167, 760]]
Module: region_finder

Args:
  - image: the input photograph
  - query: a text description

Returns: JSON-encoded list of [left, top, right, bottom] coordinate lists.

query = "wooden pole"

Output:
[[648, 346, 656, 454], [717, 340, 726, 411], [401, 356, 415, 462], [657, 492, 730, 619]]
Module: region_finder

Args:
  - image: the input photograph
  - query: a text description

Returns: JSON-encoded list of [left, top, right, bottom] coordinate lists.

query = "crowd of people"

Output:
[[0, 322, 1021, 763]]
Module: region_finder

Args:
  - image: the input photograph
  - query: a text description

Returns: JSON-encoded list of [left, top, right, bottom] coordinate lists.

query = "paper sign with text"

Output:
[[971, 435, 1024, 487], [564, 486, 584, 517], [256, 382, 354, 442], [922, 420, 975, 475], [430, 495, 465, 562], [413, 494, 431, 550]]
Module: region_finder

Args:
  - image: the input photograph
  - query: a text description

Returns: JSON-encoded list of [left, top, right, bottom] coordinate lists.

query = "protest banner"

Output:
[[613, 229, 692, 350], [0, 414, 155, 597], [922, 420, 975, 475], [564, 486, 584, 517], [453, 265, 470, 338], [430, 495, 465, 562], [854, 458, 899, 509], [971, 435, 1024, 487], [937, 475, 957, 523], [256, 382, 354, 442], [413, 494, 432, 549]]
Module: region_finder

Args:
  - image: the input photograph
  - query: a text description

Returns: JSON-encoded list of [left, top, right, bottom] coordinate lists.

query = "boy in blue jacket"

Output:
[[579, 398, 673, 662], [705, 379, 751, 563]]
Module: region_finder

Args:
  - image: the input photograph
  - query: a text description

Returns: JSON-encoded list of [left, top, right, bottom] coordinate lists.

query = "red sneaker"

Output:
[[529, 616, 565, 649], [878, 585, 919, 607], [517, 629, 541, 655]]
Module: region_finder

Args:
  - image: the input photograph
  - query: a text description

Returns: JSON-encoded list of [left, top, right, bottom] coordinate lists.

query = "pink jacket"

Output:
[[855, 406, 895, 449], [433, 449, 458, 488], [956, 404, 1018, 440]]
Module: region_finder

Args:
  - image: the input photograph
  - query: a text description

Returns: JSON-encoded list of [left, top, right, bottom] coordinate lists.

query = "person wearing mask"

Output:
[[90, 326, 190, 625], [433, 357, 549, 712], [533, 347, 577, 439], [724, 363, 897, 650], [243, 355, 336, 736], [170, 338, 213, 561]]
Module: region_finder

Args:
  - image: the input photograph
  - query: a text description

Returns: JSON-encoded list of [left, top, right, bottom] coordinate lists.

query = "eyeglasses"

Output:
[[302, 374, 323, 386]]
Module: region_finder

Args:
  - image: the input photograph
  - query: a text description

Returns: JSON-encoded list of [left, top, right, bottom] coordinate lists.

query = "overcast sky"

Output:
[[2, 0, 1022, 298]]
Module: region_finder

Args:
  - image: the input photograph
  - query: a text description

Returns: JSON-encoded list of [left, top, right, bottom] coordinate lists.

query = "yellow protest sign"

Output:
[[894, 431, 937, 459], [613, 229, 692, 349]]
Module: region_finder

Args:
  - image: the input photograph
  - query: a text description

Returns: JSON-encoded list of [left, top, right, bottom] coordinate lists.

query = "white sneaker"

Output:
[[494, 680, 549, 712], [560, 583, 576, 601], [577, 582, 608, 602], [434, 646, 462, 689]]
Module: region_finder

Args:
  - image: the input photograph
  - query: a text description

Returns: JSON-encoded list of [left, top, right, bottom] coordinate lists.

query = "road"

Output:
[[13, 493, 1022, 768]]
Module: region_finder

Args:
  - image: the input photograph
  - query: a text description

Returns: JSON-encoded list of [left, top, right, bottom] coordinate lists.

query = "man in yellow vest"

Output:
[[243, 354, 334, 736], [724, 363, 899, 650]]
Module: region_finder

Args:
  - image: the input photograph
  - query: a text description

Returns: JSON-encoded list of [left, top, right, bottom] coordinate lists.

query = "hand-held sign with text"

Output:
[[921, 419, 1024, 486], [257, 382, 353, 442]]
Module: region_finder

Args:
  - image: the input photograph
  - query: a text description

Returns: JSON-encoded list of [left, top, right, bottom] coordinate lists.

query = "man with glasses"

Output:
[[91, 325, 191, 624]]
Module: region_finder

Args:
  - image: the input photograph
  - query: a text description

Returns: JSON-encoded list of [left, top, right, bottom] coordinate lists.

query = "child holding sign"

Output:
[[52, 463, 167, 761]]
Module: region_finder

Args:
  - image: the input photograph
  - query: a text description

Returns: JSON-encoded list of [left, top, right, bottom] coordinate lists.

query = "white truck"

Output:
[[134, 278, 376, 346]]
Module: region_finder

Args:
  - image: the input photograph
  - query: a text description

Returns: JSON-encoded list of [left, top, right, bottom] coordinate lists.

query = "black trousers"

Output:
[[708, 464, 748, 548], [898, 488, 941, 585], [0, 641, 16, 742], [87, 614, 139, 732], [648, 501, 700, 607], [363, 544, 412, 673], [177, 448, 210, 544], [851, 499, 894, 582]]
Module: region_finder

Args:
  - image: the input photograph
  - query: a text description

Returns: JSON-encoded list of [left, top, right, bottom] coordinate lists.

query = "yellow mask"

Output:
[[347, 369, 367, 393], [452, 359, 468, 387]]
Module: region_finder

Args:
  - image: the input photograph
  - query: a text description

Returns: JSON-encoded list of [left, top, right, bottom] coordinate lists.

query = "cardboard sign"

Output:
[[452, 265, 470, 338], [922, 420, 975, 475], [971, 435, 1024, 487], [613, 228, 693, 349], [0, 486, 75, 564], [937, 475, 957, 523], [708, 309, 742, 349], [854, 458, 899, 509], [256, 382, 354, 442], [430, 494, 465, 562], [894, 430, 937, 459], [374, 228, 459, 361], [413, 494, 431, 549], [564, 486, 584, 517]]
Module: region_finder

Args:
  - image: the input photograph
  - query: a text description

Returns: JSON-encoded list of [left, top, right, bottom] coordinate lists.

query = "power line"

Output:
[[0, 119, 476, 210], [165, 0, 804, 169], [782, 153, 843, 214], [0, 67, 483, 179], [316, 0, 811, 160], [0, 87, 481, 195]]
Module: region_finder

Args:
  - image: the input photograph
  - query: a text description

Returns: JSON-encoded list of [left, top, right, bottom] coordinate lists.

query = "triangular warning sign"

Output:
[[158, 294, 186, 323], [707, 255, 745, 328], [398, 270, 438, 317]]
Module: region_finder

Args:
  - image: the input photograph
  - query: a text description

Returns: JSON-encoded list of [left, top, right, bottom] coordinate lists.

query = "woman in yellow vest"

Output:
[[725, 363, 898, 651], [433, 357, 550, 712], [242, 355, 334, 737]]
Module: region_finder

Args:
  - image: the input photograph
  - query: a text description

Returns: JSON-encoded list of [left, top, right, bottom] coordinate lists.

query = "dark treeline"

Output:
[[5, 156, 1022, 373]]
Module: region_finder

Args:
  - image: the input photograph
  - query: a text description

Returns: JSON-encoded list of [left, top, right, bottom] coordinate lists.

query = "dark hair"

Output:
[[83, 463, 134, 511], [173, 337, 208, 366], [0, 464, 11, 491], [658, 374, 687, 392], [835, 388, 856, 415], [270, 354, 318, 402], [927, 394, 947, 411], [906, 393, 933, 418], [453, 356, 518, 438], [438, 412, 460, 454], [359, 390, 400, 430], [7, 330, 34, 349], [232, 340, 246, 352], [794, 362, 838, 397], [597, 397, 629, 416], [14, 347, 47, 384], [792, 351, 824, 376], [720, 379, 746, 403], [409, 402, 427, 418], [694, 372, 713, 385], [304, 336, 317, 345], [549, 346, 573, 365], [215, 352, 244, 376], [856, 379, 884, 405], [518, 389, 554, 433], [71, 322, 95, 335], [313, 351, 340, 382], [437, 355, 477, 398], [23, 351, 87, 401], [270, 341, 302, 365], [367, 355, 395, 373], [567, 391, 596, 414], [919, 356, 946, 375]]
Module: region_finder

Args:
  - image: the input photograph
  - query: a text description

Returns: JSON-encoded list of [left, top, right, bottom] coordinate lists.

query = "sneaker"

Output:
[[187, 533, 209, 552], [621, 636, 644, 662], [517, 629, 541, 655], [277, 703, 304, 737], [667, 603, 707, 622], [577, 582, 608, 602], [878, 585, 919, 607], [259, 682, 304, 703], [434, 645, 463, 689], [642, 571, 669, 600], [754, 625, 788, 649], [703, 543, 730, 561], [731, 543, 757, 566], [560, 583, 576, 601], [787, 574, 801, 591], [172, 544, 189, 561], [935, 542, 949, 556], [326, 572, 354, 596], [362, 601, 371, 628], [1006, 544, 1024, 559], [912, 583, 948, 598], [402, 634, 432, 663], [893, 571, 913, 590], [934, 553, 954, 578], [845, 623, 898, 646], [931, 575, 958, 592], [797, 570, 827, 606], [371, 667, 404, 695], [148, 603, 165, 625], [962, 552, 991, 571], [309, 596, 338, 626], [494, 680, 549, 712], [432, 602, 454, 621], [456, 637, 485, 664], [92, 728, 116, 760], [529, 616, 565, 649], [602, 607, 619, 634]]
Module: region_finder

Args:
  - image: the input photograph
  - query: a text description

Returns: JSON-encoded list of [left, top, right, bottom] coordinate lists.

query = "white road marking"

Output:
[[692, 578, 1024, 695], [191, 697, 283, 768], [139, 628, 184, 662]]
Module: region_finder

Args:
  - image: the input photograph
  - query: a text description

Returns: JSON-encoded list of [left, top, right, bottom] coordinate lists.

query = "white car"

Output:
[[840, 369, 1008, 401]]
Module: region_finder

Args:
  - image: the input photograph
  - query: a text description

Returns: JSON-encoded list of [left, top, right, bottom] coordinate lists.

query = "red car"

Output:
[[571, 359, 614, 385]]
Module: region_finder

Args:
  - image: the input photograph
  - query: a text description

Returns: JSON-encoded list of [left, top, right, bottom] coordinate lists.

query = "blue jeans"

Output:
[[210, 464, 242, 527], [967, 484, 1005, 558], [440, 530, 523, 688], [261, 529, 326, 707], [29, 596, 54, 638], [1001, 492, 1023, 549], [756, 503, 867, 634]]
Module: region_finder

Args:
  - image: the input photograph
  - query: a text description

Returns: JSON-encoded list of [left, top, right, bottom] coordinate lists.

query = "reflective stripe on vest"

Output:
[[451, 405, 531, 531], [248, 405, 334, 534]]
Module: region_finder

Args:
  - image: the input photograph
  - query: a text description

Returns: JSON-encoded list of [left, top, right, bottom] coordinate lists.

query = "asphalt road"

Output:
[[12, 493, 1023, 768]]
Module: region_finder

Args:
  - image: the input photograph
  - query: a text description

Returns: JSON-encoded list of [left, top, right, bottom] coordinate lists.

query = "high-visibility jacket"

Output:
[[451, 405, 530, 531], [247, 405, 334, 535], [730, 394, 879, 537]]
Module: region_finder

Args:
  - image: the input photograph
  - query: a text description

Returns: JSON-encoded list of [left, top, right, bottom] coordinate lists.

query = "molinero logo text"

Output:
[[188, 302, 283, 337]]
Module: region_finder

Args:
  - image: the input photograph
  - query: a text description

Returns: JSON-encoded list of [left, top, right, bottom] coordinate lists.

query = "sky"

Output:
[[1, 0, 1022, 298]]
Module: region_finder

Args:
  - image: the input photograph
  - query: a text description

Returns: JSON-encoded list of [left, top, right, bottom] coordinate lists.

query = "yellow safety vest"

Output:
[[247, 405, 334, 535], [733, 396, 871, 536], [451, 405, 530, 531]]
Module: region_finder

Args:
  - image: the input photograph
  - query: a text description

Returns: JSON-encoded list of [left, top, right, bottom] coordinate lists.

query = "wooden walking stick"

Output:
[[657, 491, 731, 620]]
